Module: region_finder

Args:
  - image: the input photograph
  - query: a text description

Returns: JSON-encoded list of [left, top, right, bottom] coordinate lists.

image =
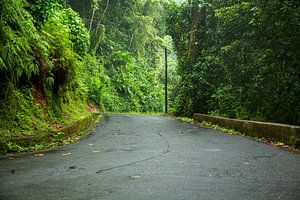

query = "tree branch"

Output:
[[96, 0, 110, 35]]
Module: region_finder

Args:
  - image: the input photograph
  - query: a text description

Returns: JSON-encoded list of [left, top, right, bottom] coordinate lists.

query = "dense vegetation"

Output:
[[166, 0, 300, 125], [68, 0, 170, 112], [0, 0, 169, 146], [1, 0, 91, 137], [1, 0, 299, 151]]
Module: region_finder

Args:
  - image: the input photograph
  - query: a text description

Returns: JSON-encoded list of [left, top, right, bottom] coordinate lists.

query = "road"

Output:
[[0, 114, 299, 200]]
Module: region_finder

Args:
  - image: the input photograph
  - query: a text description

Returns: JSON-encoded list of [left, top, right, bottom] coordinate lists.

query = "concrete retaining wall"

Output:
[[0, 113, 101, 152], [193, 113, 300, 146], [58, 113, 100, 138]]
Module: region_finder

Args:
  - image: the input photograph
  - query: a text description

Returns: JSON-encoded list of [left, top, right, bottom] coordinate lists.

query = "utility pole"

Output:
[[165, 47, 168, 114]]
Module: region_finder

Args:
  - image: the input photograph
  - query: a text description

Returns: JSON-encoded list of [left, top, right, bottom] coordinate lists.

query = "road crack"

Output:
[[95, 131, 170, 174], [95, 156, 157, 173], [157, 131, 170, 155]]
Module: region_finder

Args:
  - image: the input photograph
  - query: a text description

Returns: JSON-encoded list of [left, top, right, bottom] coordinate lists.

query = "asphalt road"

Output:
[[0, 114, 300, 200]]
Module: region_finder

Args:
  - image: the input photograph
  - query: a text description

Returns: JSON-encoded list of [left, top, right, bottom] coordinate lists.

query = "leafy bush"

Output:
[[83, 54, 105, 108]]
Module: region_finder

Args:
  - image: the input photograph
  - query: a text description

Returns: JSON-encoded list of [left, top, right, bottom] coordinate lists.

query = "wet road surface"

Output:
[[0, 114, 300, 200]]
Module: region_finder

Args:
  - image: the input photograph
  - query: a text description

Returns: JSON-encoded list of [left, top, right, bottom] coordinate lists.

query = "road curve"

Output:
[[0, 114, 299, 200]]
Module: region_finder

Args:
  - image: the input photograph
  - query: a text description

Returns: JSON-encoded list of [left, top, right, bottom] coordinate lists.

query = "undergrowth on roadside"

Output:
[[200, 121, 242, 136], [175, 117, 299, 151], [1, 114, 101, 155], [3, 131, 83, 154]]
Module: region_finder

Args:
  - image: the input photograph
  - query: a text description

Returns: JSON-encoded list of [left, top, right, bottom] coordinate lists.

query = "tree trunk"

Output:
[[96, 0, 110, 34], [188, 5, 202, 65], [89, 9, 96, 33]]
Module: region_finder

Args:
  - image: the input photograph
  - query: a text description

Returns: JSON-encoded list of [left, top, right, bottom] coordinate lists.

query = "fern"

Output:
[[0, 0, 48, 82]]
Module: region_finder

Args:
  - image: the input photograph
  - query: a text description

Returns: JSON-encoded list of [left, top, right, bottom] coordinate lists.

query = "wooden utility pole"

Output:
[[165, 48, 168, 114]]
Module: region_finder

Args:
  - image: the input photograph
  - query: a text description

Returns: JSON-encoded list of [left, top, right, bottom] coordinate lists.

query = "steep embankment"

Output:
[[0, 0, 95, 152]]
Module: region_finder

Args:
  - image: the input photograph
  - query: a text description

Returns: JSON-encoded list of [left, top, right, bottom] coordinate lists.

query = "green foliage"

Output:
[[0, 84, 50, 136], [6, 142, 23, 152], [1, 0, 171, 152], [83, 54, 105, 108], [288, 135, 300, 148], [68, 0, 169, 113], [105, 51, 164, 112], [26, 0, 65, 23], [200, 121, 242, 136], [0, 0, 91, 143], [43, 6, 90, 57], [0, 0, 48, 82], [40, 4, 90, 104], [167, 0, 300, 125], [176, 117, 194, 123], [63, 8, 90, 56]]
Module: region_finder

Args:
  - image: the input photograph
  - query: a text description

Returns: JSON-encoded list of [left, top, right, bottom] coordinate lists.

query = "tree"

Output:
[[166, 0, 300, 125]]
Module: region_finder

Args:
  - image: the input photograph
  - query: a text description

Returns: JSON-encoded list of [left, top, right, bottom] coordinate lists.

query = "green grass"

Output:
[[175, 117, 194, 123], [200, 121, 242, 136]]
